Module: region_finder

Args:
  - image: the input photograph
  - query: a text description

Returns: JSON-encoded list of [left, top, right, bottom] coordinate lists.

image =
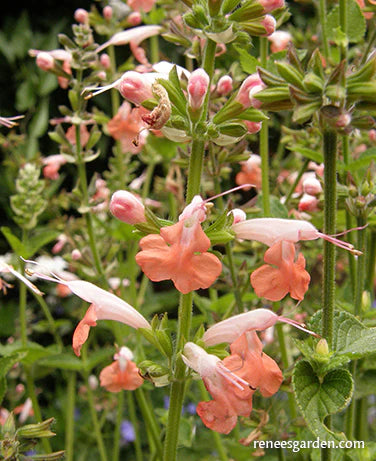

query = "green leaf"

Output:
[[0, 341, 59, 365], [0, 352, 28, 404], [29, 98, 49, 138], [1, 226, 27, 256], [38, 354, 83, 371], [233, 45, 258, 74], [354, 370, 376, 398], [310, 310, 376, 361], [85, 347, 116, 372], [326, 0, 366, 44], [24, 228, 60, 259], [293, 360, 353, 442], [338, 147, 376, 173], [287, 145, 324, 164]]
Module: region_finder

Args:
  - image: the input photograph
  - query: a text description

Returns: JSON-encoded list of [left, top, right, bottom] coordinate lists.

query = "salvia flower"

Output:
[[216, 75, 233, 96], [235, 74, 265, 109], [268, 30, 292, 53], [110, 190, 146, 224], [250, 241, 311, 301], [42, 154, 67, 180], [259, 0, 285, 13], [128, 0, 157, 13], [235, 154, 262, 190], [99, 346, 143, 392], [96, 25, 162, 53], [25, 265, 151, 356], [202, 307, 318, 346], [136, 196, 222, 294], [232, 218, 362, 254]]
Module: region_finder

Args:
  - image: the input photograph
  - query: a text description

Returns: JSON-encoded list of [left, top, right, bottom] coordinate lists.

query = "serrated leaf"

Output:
[[326, 0, 366, 44], [309, 310, 376, 360], [293, 360, 353, 442], [233, 45, 258, 74]]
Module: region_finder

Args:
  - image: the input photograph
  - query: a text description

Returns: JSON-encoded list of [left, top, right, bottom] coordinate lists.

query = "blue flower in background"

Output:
[[121, 420, 135, 443]]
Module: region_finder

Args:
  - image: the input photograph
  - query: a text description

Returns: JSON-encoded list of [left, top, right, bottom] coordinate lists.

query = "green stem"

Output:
[[31, 292, 63, 348], [127, 392, 143, 461], [142, 161, 156, 200], [150, 35, 159, 64], [354, 217, 367, 316], [275, 323, 297, 420], [259, 37, 270, 216], [318, 0, 330, 60], [108, 45, 120, 114], [198, 381, 228, 461], [112, 391, 124, 461], [321, 129, 338, 347], [163, 293, 193, 461], [321, 129, 338, 461], [366, 231, 376, 297], [19, 239, 27, 347], [284, 158, 310, 207], [65, 372, 76, 461], [25, 369, 52, 453], [361, 23, 376, 65], [186, 139, 205, 202], [135, 388, 163, 460]]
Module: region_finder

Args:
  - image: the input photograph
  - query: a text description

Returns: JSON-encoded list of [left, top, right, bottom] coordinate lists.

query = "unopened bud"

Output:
[[88, 375, 99, 390], [74, 8, 89, 24], [110, 190, 147, 225], [216, 75, 233, 95], [260, 0, 284, 13], [316, 338, 329, 356], [118, 72, 154, 105], [261, 15, 276, 36], [188, 68, 210, 111], [71, 249, 82, 260], [336, 113, 351, 128], [228, 208, 246, 224], [268, 30, 291, 53], [236, 74, 264, 109], [100, 53, 111, 69], [298, 193, 319, 212], [36, 52, 55, 71], [303, 176, 322, 195], [103, 6, 113, 20], [361, 180, 371, 196], [244, 120, 262, 133], [128, 11, 142, 26]]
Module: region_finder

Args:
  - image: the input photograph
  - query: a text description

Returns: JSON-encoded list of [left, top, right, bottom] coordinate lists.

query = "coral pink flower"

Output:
[[108, 102, 148, 153], [250, 240, 311, 301], [136, 196, 222, 294], [42, 154, 67, 180], [202, 308, 317, 346], [235, 74, 265, 109], [232, 218, 361, 254], [243, 120, 262, 134], [96, 25, 162, 53], [128, 0, 157, 13], [268, 30, 291, 52], [259, 0, 285, 13], [29, 48, 72, 89], [110, 190, 146, 224], [36, 52, 55, 71], [66, 125, 90, 147], [100, 347, 143, 392], [24, 267, 151, 356], [298, 193, 320, 213], [128, 12, 142, 26], [182, 342, 254, 434], [235, 154, 262, 190]]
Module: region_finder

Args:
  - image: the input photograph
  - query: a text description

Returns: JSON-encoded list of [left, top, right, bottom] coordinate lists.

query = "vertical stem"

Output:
[[113, 391, 125, 461], [318, 0, 330, 60], [108, 45, 120, 114], [65, 372, 76, 461], [163, 36, 217, 461], [321, 128, 337, 461], [150, 35, 159, 64], [135, 388, 163, 460], [284, 158, 310, 207], [366, 231, 376, 297], [259, 37, 270, 217], [127, 392, 143, 461]]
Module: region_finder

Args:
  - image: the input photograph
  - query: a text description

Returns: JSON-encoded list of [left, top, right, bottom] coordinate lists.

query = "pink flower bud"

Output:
[[36, 52, 55, 71], [262, 15, 276, 36], [369, 129, 376, 142], [74, 8, 89, 24], [71, 249, 82, 260], [259, 0, 285, 13], [188, 68, 210, 111], [128, 12, 142, 26], [228, 208, 247, 224], [268, 30, 292, 53], [244, 121, 262, 134], [298, 193, 319, 212], [235, 74, 264, 109], [103, 6, 113, 20], [110, 190, 147, 224], [216, 75, 233, 95], [335, 113, 351, 128], [249, 84, 265, 108], [302, 176, 322, 195], [118, 71, 154, 105], [128, 0, 156, 13], [100, 53, 111, 69]]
